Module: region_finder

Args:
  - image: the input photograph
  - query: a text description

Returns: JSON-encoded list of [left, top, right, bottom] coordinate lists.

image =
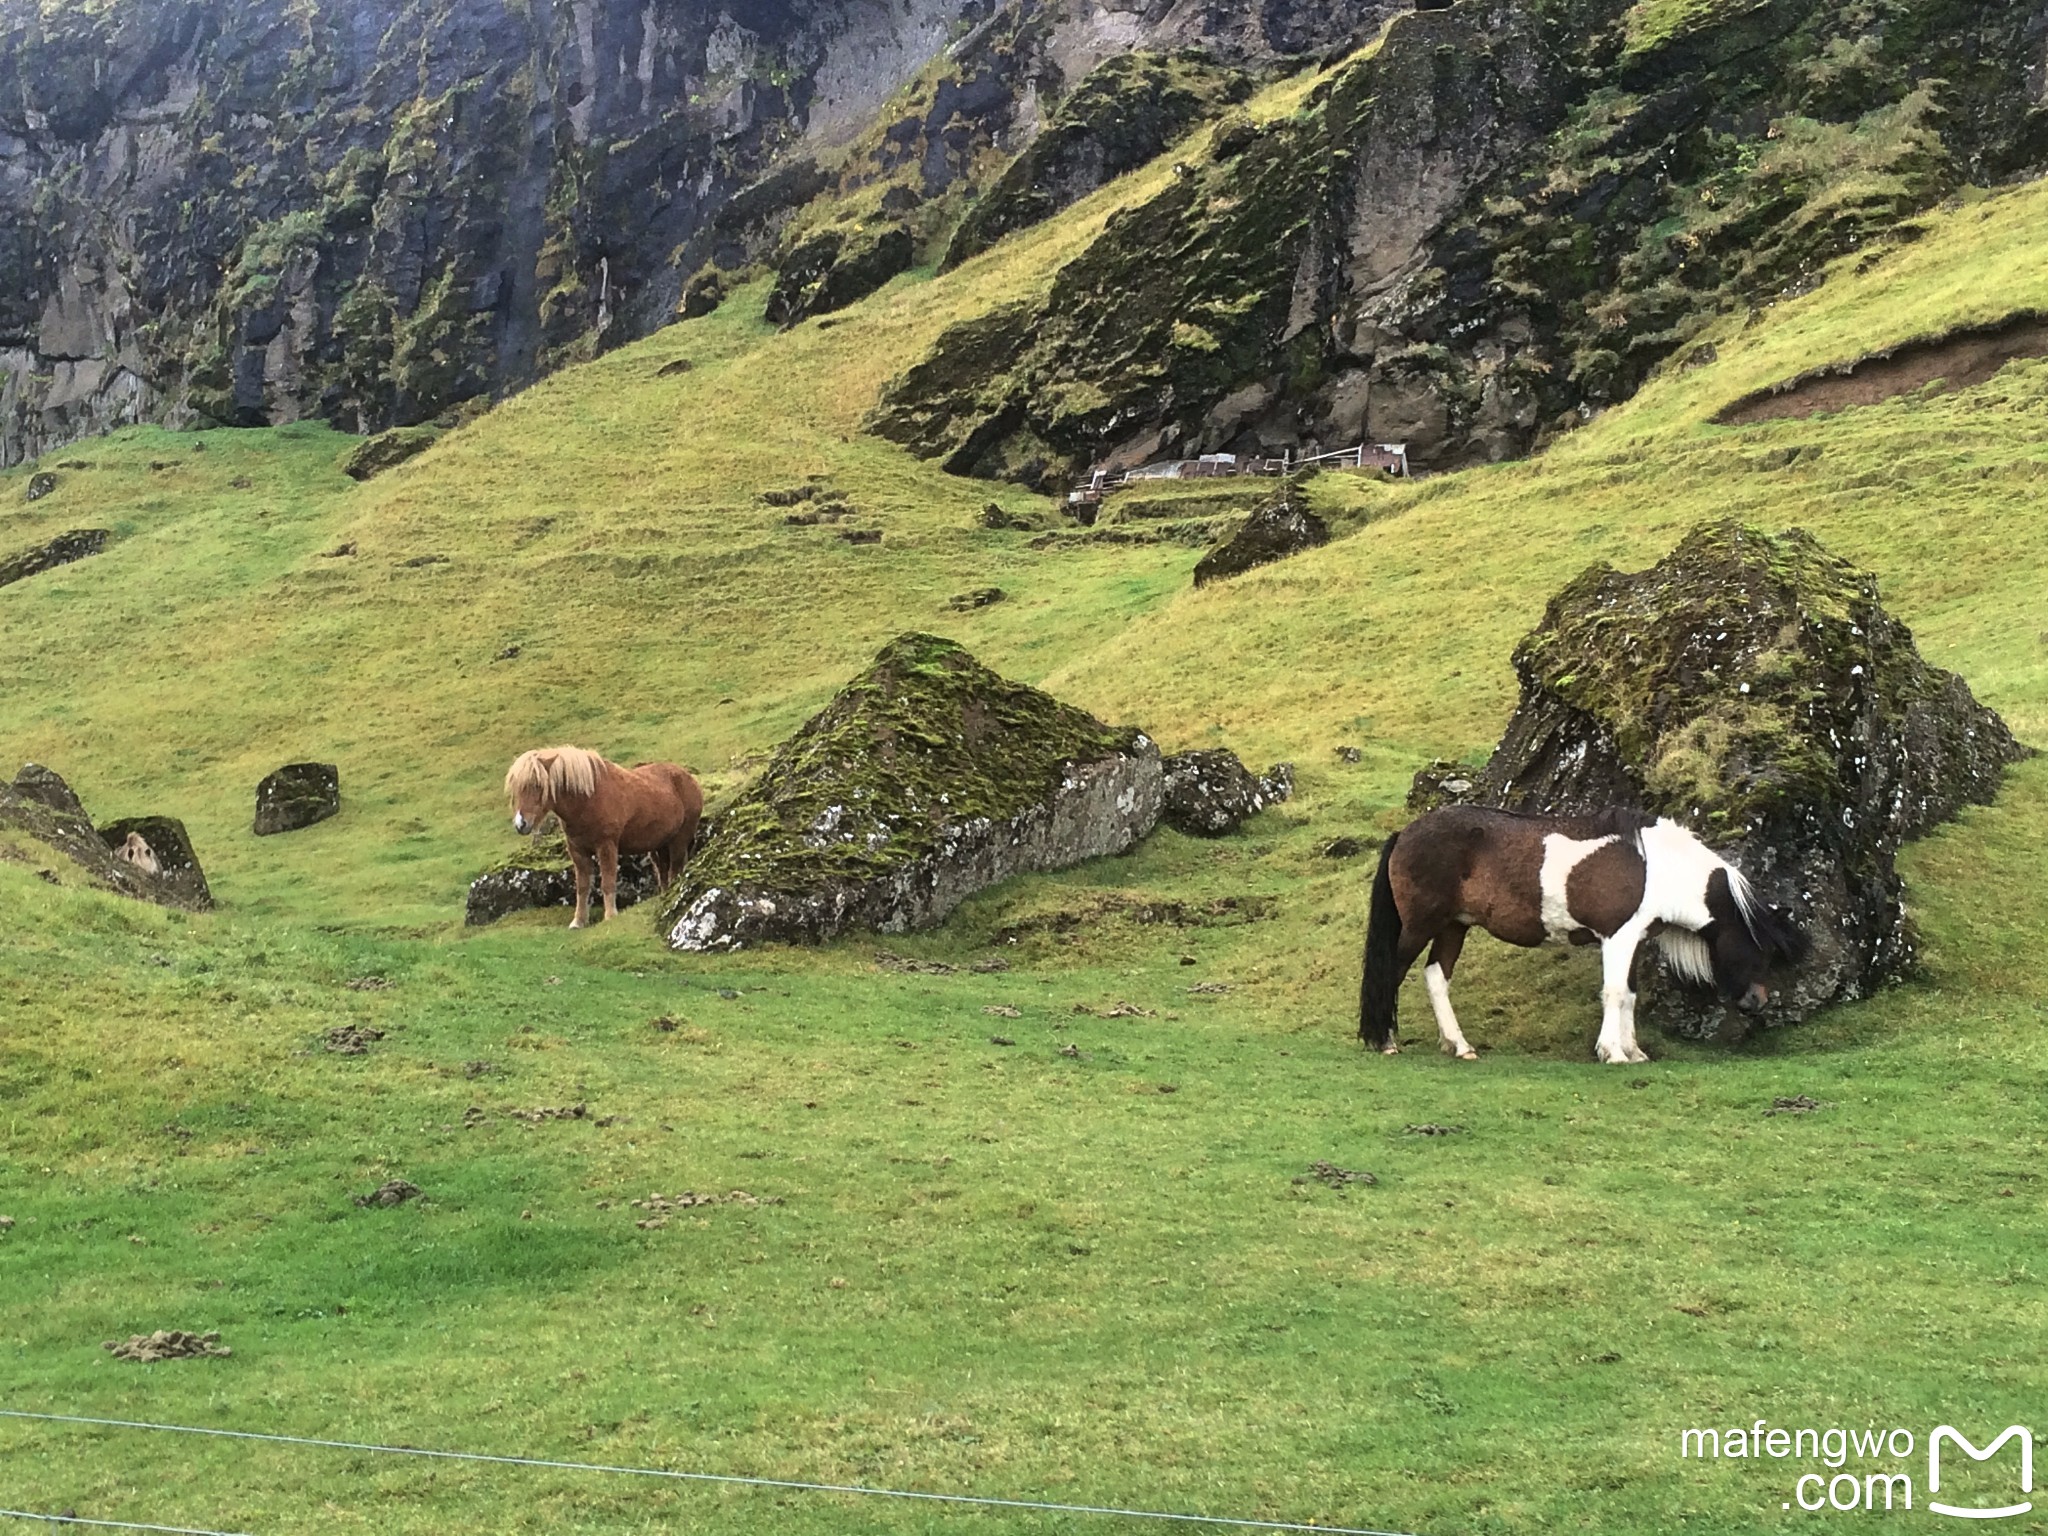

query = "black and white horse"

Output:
[[1360, 805, 1807, 1063]]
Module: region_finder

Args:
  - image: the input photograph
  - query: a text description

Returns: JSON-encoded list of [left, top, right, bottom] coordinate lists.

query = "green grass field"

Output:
[[3, 102, 2047, 1534]]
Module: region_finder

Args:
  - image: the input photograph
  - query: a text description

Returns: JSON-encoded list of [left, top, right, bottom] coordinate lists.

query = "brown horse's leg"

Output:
[[1380, 929, 1431, 1054], [597, 842, 621, 922], [566, 843, 595, 929], [1425, 926, 1478, 1060]]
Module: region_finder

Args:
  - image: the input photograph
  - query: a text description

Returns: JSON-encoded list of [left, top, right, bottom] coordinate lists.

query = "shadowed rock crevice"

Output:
[[660, 633, 1161, 951], [1468, 520, 2028, 1037]]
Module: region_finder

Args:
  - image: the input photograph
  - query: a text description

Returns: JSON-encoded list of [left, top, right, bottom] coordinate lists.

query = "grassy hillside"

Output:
[[4, 80, 2047, 1534]]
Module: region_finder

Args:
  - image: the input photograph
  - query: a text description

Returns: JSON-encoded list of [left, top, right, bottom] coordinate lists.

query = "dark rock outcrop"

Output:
[[464, 832, 662, 926], [253, 762, 341, 835], [0, 0, 987, 464], [11, 761, 85, 817], [0, 764, 209, 910], [943, 52, 1252, 269], [764, 223, 915, 328], [342, 428, 439, 482], [1469, 521, 2029, 1036], [1160, 749, 1293, 835], [96, 816, 213, 910], [0, 529, 110, 588], [660, 633, 1161, 951], [1192, 485, 1328, 586], [23, 471, 56, 501]]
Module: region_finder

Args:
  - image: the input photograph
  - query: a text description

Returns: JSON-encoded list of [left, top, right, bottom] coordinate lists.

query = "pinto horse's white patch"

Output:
[[1538, 833, 1618, 941]]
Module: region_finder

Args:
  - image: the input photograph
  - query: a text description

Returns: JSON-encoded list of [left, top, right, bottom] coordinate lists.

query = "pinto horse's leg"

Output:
[[1596, 921, 1651, 1064], [1425, 926, 1478, 1061], [597, 842, 621, 922], [566, 843, 595, 930]]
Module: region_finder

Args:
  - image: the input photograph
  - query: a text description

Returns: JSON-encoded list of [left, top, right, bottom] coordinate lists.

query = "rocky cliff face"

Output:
[[0, 0, 1414, 465], [0, 0, 981, 463]]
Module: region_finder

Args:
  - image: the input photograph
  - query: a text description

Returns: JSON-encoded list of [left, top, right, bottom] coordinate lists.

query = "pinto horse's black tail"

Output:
[[1360, 832, 1402, 1050]]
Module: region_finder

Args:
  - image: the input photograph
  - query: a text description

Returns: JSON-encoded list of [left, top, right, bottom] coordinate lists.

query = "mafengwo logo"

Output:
[[1929, 1426, 2032, 1520], [1679, 1421, 2033, 1517]]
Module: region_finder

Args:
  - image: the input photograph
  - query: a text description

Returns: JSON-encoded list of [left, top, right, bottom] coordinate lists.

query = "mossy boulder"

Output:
[[1192, 484, 1329, 587], [0, 529, 110, 588], [660, 634, 1161, 951], [464, 830, 664, 927], [253, 762, 341, 836], [342, 426, 440, 482], [679, 267, 728, 319], [763, 223, 914, 329], [1471, 521, 2030, 1035]]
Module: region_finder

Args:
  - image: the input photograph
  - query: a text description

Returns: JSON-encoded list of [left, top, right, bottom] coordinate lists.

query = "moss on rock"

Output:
[[342, 426, 440, 481], [1472, 520, 2030, 1033], [660, 634, 1161, 950]]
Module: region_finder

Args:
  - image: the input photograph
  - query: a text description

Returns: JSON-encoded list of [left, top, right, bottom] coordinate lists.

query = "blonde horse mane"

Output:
[[504, 745, 606, 807]]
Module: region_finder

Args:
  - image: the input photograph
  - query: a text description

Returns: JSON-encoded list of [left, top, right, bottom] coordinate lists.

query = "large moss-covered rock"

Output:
[[464, 831, 663, 926], [253, 762, 341, 835], [660, 634, 1161, 951], [1470, 521, 2029, 1035]]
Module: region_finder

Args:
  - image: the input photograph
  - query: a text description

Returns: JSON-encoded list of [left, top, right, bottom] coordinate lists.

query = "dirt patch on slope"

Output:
[[1716, 311, 2048, 425]]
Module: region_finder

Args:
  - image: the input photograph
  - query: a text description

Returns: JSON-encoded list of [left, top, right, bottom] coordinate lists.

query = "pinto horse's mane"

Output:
[[504, 745, 607, 806]]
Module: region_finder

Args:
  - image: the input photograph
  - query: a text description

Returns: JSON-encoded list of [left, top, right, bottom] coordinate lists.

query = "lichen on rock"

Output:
[[1160, 749, 1292, 836], [660, 633, 1161, 950], [1469, 520, 2030, 1035]]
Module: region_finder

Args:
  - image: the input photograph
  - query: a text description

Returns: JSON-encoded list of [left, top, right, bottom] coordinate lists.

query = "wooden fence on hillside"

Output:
[[1068, 442, 1409, 510]]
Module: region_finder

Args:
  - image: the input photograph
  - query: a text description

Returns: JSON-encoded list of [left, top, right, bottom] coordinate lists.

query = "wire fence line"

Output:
[[0, 1511, 254, 1536], [1, 1408, 1419, 1536]]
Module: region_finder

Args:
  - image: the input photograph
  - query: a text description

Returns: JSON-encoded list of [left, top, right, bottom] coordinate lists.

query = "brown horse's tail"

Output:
[[1360, 832, 1402, 1050]]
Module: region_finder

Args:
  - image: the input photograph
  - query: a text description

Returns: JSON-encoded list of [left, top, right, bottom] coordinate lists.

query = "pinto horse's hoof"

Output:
[[1379, 1043, 1401, 1056], [1455, 1050, 1479, 1062]]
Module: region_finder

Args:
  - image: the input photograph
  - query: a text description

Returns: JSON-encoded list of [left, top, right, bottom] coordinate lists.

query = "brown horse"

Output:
[[503, 745, 702, 928]]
